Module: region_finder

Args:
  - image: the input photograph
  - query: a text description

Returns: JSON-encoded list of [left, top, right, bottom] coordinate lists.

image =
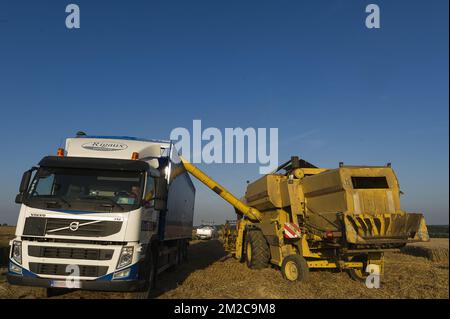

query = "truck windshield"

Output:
[[26, 167, 145, 213]]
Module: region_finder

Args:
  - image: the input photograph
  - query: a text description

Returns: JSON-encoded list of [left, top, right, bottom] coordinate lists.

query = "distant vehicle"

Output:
[[195, 225, 218, 240]]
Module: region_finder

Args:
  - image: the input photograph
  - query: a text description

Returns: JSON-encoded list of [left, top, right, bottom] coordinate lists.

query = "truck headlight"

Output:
[[117, 246, 133, 269], [12, 241, 22, 265]]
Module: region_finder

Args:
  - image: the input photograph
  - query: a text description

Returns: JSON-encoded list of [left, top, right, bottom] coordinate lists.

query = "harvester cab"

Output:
[[181, 156, 429, 283]]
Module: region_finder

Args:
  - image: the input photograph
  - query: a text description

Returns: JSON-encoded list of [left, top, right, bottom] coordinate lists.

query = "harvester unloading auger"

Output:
[[181, 156, 429, 282]]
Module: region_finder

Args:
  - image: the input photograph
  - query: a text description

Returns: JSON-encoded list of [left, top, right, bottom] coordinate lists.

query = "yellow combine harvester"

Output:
[[181, 156, 429, 282]]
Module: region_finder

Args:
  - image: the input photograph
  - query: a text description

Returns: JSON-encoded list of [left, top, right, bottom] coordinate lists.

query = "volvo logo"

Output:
[[69, 221, 80, 232], [81, 141, 128, 152], [46, 220, 102, 234]]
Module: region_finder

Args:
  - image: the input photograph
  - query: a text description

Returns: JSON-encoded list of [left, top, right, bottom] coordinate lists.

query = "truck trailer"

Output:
[[7, 133, 195, 298]]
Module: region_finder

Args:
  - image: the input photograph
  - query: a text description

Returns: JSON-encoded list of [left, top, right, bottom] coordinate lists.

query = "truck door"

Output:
[[140, 173, 158, 243]]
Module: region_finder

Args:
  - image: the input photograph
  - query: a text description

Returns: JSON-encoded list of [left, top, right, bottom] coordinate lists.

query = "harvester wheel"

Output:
[[347, 255, 369, 282], [245, 230, 270, 269], [281, 255, 309, 282]]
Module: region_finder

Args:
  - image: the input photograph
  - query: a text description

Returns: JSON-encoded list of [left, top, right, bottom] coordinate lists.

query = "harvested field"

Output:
[[401, 239, 449, 262], [0, 226, 14, 267], [0, 239, 448, 299], [0, 226, 14, 246]]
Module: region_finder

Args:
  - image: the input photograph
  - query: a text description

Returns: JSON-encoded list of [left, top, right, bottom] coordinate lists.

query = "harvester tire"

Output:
[[347, 255, 369, 282], [245, 230, 270, 269], [281, 255, 309, 282]]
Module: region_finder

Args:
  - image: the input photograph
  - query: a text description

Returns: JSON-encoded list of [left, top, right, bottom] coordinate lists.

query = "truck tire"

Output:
[[180, 240, 188, 262], [127, 247, 157, 299], [245, 230, 270, 269], [176, 240, 184, 265], [281, 254, 309, 282]]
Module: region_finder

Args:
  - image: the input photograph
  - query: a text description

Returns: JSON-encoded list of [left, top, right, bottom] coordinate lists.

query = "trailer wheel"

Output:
[[180, 240, 188, 262], [245, 230, 270, 269], [347, 255, 369, 282], [281, 255, 309, 282]]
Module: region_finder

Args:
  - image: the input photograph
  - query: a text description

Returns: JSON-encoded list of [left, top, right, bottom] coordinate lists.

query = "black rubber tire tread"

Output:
[[126, 246, 157, 299], [245, 230, 270, 269], [347, 255, 369, 282]]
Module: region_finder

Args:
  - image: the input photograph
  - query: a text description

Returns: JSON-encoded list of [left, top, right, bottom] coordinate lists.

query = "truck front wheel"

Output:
[[244, 230, 270, 269], [127, 248, 157, 299]]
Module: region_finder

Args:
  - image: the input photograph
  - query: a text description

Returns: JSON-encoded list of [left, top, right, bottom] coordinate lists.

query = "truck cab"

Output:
[[7, 134, 195, 294]]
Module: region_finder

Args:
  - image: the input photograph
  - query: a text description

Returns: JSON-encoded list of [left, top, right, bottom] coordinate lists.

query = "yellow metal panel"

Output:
[[245, 175, 291, 210], [305, 191, 348, 214], [307, 260, 364, 269]]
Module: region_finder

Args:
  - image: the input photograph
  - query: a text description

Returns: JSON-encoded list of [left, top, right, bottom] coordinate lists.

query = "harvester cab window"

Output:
[[351, 176, 389, 189]]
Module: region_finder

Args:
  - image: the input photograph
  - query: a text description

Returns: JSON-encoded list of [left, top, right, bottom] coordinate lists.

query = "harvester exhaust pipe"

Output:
[[179, 156, 262, 222], [291, 156, 300, 169]]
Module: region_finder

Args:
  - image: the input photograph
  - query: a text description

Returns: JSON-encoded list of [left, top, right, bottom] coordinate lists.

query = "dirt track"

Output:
[[1, 239, 448, 299]]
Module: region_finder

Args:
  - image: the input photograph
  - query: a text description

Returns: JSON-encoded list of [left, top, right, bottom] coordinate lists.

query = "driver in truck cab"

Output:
[[130, 186, 142, 201]]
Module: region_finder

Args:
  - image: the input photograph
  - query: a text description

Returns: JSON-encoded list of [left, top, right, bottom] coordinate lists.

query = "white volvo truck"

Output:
[[7, 133, 195, 297]]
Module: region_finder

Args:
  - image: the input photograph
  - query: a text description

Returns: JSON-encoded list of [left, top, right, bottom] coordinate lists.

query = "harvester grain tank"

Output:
[[181, 156, 429, 281]]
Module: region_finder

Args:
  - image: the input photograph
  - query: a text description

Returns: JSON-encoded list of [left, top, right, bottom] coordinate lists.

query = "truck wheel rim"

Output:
[[285, 261, 298, 281], [246, 242, 252, 262]]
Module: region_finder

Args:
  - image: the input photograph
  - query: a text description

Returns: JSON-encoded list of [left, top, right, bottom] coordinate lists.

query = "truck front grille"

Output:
[[23, 217, 122, 237], [28, 246, 114, 260], [29, 262, 108, 277]]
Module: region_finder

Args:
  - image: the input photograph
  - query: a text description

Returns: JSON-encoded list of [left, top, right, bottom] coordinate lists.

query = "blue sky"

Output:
[[0, 0, 448, 225]]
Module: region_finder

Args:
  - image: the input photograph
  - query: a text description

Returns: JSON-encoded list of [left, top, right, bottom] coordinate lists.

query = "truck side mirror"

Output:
[[19, 170, 33, 193], [16, 168, 36, 204], [154, 177, 168, 211], [15, 193, 25, 204]]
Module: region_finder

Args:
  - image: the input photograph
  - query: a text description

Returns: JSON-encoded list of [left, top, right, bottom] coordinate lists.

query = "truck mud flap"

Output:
[[343, 213, 429, 244]]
